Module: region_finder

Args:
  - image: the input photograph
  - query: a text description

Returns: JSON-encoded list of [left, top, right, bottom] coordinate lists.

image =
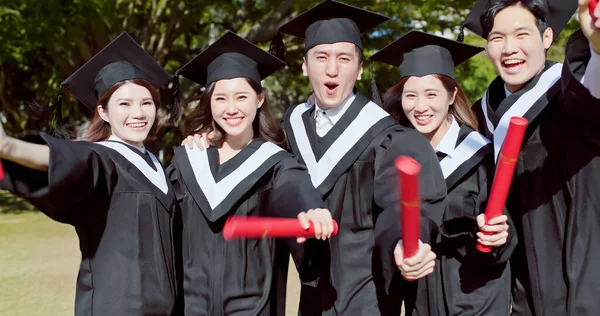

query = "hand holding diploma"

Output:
[[297, 208, 336, 243], [394, 241, 436, 281], [579, 0, 600, 54], [477, 117, 527, 252], [394, 156, 435, 280], [395, 156, 420, 259], [223, 212, 338, 242], [587, 0, 599, 22], [476, 214, 509, 248]]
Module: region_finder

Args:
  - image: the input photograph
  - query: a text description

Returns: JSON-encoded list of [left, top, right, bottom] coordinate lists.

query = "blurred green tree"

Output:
[[0, 0, 578, 163]]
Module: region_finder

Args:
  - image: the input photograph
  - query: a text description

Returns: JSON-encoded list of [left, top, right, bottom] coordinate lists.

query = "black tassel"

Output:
[[51, 94, 63, 127], [27, 99, 51, 121], [25, 92, 71, 139], [457, 26, 465, 43], [49, 94, 75, 139], [268, 31, 287, 61], [169, 74, 181, 124], [370, 61, 383, 107]]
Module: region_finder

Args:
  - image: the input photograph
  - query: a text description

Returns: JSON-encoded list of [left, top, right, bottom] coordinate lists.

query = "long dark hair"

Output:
[[383, 74, 478, 130], [183, 78, 286, 149], [83, 78, 161, 143]]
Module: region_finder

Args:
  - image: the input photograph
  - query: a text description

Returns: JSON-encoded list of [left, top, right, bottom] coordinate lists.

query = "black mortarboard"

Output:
[[462, 0, 577, 40], [277, 0, 389, 53], [370, 30, 484, 80], [60, 32, 171, 111], [176, 31, 285, 87]]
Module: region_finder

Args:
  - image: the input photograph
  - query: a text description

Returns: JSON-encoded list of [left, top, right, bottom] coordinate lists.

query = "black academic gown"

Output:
[[168, 139, 324, 316], [410, 124, 516, 316], [0, 133, 178, 316], [472, 30, 600, 316], [282, 93, 447, 316]]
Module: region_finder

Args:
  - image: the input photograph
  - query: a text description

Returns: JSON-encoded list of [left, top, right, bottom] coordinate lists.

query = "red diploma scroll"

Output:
[[0, 161, 4, 180], [223, 216, 339, 240], [590, 0, 598, 22], [395, 156, 421, 259], [477, 117, 528, 252]]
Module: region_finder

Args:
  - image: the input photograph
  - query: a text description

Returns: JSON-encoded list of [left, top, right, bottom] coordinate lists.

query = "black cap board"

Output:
[[176, 31, 285, 87], [277, 0, 389, 53], [370, 30, 484, 79], [61, 32, 171, 111]]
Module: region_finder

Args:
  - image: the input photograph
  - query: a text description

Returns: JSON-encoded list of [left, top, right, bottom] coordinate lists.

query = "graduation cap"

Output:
[[270, 0, 389, 59], [370, 30, 484, 80], [61, 32, 172, 111], [461, 0, 577, 41], [176, 31, 285, 87]]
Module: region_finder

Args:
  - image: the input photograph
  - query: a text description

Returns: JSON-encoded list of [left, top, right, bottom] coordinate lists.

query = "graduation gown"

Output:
[[410, 122, 516, 316], [0, 133, 178, 316], [472, 30, 600, 316], [282, 93, 447, 316], [168, 139, 324, 316]]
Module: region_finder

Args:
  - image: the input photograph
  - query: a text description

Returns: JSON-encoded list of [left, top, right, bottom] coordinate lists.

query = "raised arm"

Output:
[[0, 130, 110, 224], [0, 121, 49, 171]]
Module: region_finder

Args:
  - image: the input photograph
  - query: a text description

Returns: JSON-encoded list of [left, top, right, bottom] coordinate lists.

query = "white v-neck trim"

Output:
[[481, 62, 562, 161], [438, 128, 490, 179], [185, 141, 284, 210], [96, 140, 168, 194], [290, 100, 389, 188], [435, 116, 460, 158]]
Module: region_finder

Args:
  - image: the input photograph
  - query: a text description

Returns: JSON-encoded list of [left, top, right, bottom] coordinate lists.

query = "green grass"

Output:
[[0, 212, 79, 316], [0, 212, 303, 316], [0, 213, 327, 316]]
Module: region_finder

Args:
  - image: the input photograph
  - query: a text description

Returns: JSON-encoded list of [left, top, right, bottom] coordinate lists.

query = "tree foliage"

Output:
[[0, 0, 579, 161]]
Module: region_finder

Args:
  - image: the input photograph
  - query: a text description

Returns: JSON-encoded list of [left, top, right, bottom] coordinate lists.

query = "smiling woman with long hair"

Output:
[[372, 30, 517, 316], [0, 32, 179, 316], [168, 31, 335, 316]]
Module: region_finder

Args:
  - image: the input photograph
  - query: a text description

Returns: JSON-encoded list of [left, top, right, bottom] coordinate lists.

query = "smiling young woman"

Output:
[[383, 74, 477, 148], [0, 32, 179, 316], [168, 31, 335, 316], [85, 78, 160, 145], [372, 30, 516, 316], [183, 77, 284, 153]]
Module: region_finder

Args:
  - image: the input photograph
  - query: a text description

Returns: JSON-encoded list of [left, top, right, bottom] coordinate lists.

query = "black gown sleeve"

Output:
[[439, 156, 517, 266], [373, 127, 447, 294], [266, 154, 326, 285], [560, 29, 600, 148], [0, 133, 110, 224], [164, 162, 185, 315], [165, 162, 185, 203]]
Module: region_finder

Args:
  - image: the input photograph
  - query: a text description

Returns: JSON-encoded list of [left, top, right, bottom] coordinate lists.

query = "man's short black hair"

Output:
[[481, 0, 549, 39]]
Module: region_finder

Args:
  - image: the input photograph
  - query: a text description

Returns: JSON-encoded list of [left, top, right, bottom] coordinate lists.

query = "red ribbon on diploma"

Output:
[[477, 117, 528, 253], [395, 156, 421, 259], [590, 0, 598, 22], [0, 161, 4, 180], [223, 216, 339, 240]]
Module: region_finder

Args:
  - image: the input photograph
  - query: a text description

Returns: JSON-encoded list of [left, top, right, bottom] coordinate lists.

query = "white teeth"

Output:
[[504, 59, 524, 65], [415, 115, 432, 121], [127, 122, 146, 128], [225, 118, 242, 124]]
